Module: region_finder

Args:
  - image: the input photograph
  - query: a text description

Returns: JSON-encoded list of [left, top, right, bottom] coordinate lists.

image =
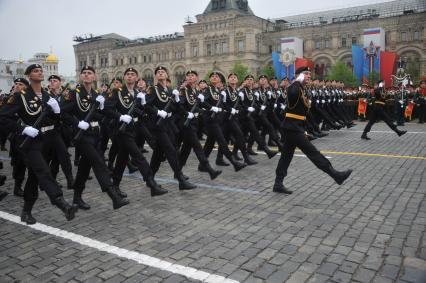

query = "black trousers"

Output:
[[363, 105, 397, 134], [43, 131, 73, 179], [19, 138, 63, 204], [275, 131, 331, 181], [149, 124, 181, 176], [179, 120, 209, 167], [112, 132, 153, 185], [419, 103, 426, 123], [394, 102, 405, 125], [10, 135, 26, 182], [73, 132, 112, 192], [202, 116, 235, 161], [239, 116, 267, 149]]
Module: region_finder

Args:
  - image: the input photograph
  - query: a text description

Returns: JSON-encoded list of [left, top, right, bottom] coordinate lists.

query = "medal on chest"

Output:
[[77, 92, 91, 112], [118, 91, 133, 109], [185, 88, 196, 105], [21, 94, 42, 116], [155, 86, 169, 103]]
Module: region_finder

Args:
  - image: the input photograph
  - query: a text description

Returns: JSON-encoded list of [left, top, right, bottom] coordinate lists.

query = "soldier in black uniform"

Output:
[[273, 67, 352, 194], [361, 80, 407, 140], [145, 66, 196, 190], [44, 75, 74, 190], [0, 64, 76, 224], [176, 70, 222, 179], [104, 67, 167, 196], [61, 66, 129, 210], [7, 78, 29, 197], [200, 72, 247, 172]]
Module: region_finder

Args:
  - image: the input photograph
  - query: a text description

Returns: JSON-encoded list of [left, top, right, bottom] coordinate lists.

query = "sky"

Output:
[[0, 0, 394, 76]]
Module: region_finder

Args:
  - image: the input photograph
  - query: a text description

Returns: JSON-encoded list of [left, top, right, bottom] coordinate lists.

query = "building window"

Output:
[[401, 32, 407, 42], [352, 36, 357, 45], [129, 57, 132, 64], [115, 59, 119, 66], [134, 57, 137, 64], [325, 39, 330, 48], [237, 40, 245, 52], [207, 44, 212, 56], [341, 37, 347, 48], [91, 59, 95, 66], [413, 31, 419, 41], [192, 46, 198, 57], [222, 42, 228, 54], [215, 42, 221, 54], [315, 40, 321, 49]]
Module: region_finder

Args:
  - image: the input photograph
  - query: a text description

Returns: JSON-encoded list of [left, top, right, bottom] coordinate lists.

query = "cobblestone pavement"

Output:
[[0, 122, 425, 283]]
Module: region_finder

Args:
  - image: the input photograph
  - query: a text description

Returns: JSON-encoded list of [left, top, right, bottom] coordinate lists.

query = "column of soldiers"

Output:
[[2, 63, 422, 223]]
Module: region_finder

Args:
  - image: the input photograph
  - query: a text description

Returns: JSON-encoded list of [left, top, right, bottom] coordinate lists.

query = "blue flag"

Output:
[[352, 45, 364, 82], [272, 52, 284, 80]]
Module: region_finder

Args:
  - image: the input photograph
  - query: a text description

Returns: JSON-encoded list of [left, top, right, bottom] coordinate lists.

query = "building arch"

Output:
[[141, 68, 154, 86], [313, 55, 334, 80], [173, 65, 187, 85]]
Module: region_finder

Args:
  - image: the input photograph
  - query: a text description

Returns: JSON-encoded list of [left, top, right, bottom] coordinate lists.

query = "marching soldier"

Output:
[[273, 67, 352, 194], [415, 80, 426, 123], [0, 64, 77, 224], [176, 70, 222, 179], [104, 67, 167, 196], [61, 66, 129, 210], [361, 80, 407, 140], [144, 66, 197, 190]]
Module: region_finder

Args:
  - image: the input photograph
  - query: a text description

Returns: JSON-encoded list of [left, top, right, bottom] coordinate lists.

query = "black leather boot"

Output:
[[146, 177, 168, 196], [216, 156, 230, 166], [395, 128, 407, 137], [204, 163, 222, 180], [243, 152, 258, 166], [272, 182, 293, 194], [112, 184, 127, 198], [127, 161, 138, 174], [247, 147, 258, 156], [361, 132, 371, 140], [21, 201, 36, 224], [232, 147, 243, 161], [263, 146, 278, 159], [327, 166, 353, 185], [105, 187, 129, 209], [73, 188, 91, 210], [13, 179, 24, 197], [177, 173, 197, 190], [53, 196, 77, 221], [229, 156, 246, 172]]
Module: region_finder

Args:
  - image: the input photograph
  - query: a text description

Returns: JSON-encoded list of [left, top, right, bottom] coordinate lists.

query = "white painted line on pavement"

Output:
[[0, 211, 240, 283], [339, 130, 426, 134]]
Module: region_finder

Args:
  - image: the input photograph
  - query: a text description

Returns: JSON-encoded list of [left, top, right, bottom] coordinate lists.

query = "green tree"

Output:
[[406, 61, 420, 84], [261, 64, 275, 79], [231, 61, 251, 83], [368, 70, 380, 87], [326, 60, 360, 87]]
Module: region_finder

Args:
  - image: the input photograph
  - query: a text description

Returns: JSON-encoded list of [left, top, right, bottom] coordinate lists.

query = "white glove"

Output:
[[248, 107, 255, 112], [274, 103, 277, 109], [231, 108, 237, 115], [172, 89, 180, 102], [157, 110, 167, 119], [254, 92, 260, 99], [211, 106, 219, 113], [47, 97, 60, 114], [238, 92, 244, 101], [220, 91, 227, 103], [260, 105, 266, 111], [167, 112, 173, 118], [267, 91, 272, 99], [78, 121, 89, 130], [119, 114, 132, 124], [322, 100, 325, 104], [197, 94, 205, 102], [95, 95, 105, 110], [277, 91, 282, 95], [137, 92, 146, 105], [296, 73, 305, 82], [22, 126, 39, 138], [187, 112, 194, 120], [280, 104, 286, 110]]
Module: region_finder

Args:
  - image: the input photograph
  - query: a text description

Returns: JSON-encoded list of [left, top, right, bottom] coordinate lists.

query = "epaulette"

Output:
[[76, 88, 80, 93], [21, 90, 26, 95], [119, 88, 122, 92]]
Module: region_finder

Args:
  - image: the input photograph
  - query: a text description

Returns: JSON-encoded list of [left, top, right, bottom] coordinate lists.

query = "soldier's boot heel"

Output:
[[146, 177, 168, 197], [327, 166, 353, 185], [229, 156, 246, 172], [21, 201, 36, 225], [53, 196, 77, 221], [106, 187, 129, 210]]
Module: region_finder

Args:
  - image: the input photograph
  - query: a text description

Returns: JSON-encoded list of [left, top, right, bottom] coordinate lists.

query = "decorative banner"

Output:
[[363, 28, 385, 49], [352, 45, 364, 82], [380, 51, 398, 87], [272, 52, 294, 80], [362, 44, 380, 85], [280, 37, 303, 59]]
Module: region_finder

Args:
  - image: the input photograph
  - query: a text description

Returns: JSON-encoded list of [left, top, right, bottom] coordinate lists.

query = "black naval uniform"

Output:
[[273, 80, 352, 193], [61, 86, 129, 209], [103, 86, 167, 196], [176, 85, 222, 180], [361, 86, 406, 140], [200, 85, 247, 172], [0, 87, 76, 223], [145, 83, 196, 190]]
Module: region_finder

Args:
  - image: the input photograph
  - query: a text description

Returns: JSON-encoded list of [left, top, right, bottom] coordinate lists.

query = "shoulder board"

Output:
[[7, 95, 14, 104], [119, 88, 122, 91], [76, 88, 80, 93], [95, 90, 99, 94], [21, 90, 26, 94]]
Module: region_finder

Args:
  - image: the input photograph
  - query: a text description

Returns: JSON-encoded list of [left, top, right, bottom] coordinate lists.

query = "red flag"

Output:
[[380, 51, 397, 87]]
